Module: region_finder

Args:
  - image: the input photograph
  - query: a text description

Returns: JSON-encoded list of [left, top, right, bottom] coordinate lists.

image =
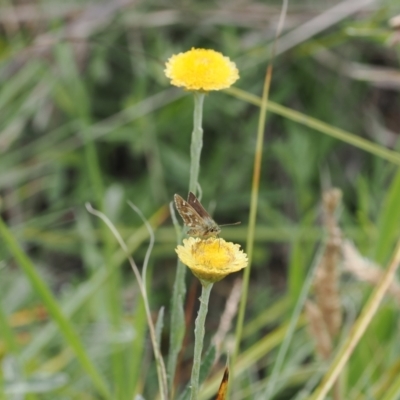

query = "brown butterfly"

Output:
[[174, 192, 240, 238]]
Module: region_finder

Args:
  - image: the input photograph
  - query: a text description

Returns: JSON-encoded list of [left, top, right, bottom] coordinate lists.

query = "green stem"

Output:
[[189, 92, 205, 194], [190, 282, 213, 400], [168, 91, 206, 392], [0, 216, 111, 399]]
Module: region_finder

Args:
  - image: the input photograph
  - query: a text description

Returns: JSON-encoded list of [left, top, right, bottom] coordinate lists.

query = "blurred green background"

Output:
[[1, 0, 400, 399]]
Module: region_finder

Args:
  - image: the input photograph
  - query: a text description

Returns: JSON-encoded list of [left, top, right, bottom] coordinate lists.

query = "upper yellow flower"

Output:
[[165, 48, 239, 91], [176, 237, 247, 283]]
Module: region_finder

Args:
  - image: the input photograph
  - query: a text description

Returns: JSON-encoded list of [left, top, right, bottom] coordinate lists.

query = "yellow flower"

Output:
[[165, 48, 239, 91], [176, 237, 248, 283]]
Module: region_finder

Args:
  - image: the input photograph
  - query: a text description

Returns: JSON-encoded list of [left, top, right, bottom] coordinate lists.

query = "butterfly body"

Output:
[[174, 192, 221, 238]]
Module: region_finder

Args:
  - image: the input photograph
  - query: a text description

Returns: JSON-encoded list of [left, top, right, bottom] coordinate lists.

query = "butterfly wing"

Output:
[[187, 192, 212, 219], [187, 192, 221, 236], [174, 194, 206, 235]]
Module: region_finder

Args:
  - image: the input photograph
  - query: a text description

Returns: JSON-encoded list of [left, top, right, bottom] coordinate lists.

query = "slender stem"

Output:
[[232, 0, 287, 384], [228, 0, 288, 368], [233, 65, 272, 366], [190, 282, 213, 400], [168, 91, 206, 392], [189, 92, 205, 194]]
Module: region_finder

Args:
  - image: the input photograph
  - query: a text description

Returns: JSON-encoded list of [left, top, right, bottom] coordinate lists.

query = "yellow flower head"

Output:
[[165, 48, 239, 91], [176, 237, 248, 283]]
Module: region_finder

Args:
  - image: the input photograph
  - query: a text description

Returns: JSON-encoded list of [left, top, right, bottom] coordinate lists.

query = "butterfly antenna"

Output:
[[219, 221, 241, 227]]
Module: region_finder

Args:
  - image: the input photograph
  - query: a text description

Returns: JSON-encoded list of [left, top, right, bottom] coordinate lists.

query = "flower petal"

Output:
[[165, 48, 239, 91], [176, 237, 247, 283]]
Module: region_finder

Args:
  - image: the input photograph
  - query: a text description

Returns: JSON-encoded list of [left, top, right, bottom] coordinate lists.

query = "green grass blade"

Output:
[[262, 242, 324, 399], [373, 170, 400, 264], [0, 216, 111, 399], [128, 292, 148, 397], [21, 206, 169, 362], [226, 87, 400, 166], [155, 306, 165, 350]]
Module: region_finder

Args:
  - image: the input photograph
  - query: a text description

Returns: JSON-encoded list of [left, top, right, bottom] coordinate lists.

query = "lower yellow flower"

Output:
[[176, 237, 248, 283], [165, 48, 239, 91]]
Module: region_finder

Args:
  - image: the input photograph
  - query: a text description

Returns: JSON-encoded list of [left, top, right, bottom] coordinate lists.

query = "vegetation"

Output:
[[1, 1, 400, 399]]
